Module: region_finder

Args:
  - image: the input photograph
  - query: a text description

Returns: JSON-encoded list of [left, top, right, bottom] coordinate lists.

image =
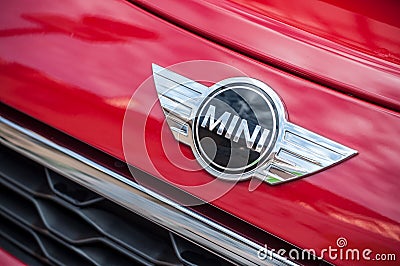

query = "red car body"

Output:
[[1, 0, 399, 265]]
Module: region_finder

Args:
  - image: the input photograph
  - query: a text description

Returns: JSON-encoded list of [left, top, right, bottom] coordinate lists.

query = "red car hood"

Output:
[[136, 0, 400, 111], [0, 0, 399, 264]]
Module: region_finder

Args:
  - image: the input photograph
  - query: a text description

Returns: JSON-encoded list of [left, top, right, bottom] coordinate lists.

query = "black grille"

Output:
[[0, 144, 232, 266]]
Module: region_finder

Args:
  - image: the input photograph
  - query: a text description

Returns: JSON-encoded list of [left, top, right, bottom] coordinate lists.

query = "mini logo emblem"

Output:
[[153, 64, 357, 185]]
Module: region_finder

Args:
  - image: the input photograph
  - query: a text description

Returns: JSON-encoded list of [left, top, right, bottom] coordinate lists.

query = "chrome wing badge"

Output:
[[152, 64, 357, 185]]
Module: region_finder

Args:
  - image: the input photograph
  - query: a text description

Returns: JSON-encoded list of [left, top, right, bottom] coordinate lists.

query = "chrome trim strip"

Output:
[[0, 116, 297, 266]]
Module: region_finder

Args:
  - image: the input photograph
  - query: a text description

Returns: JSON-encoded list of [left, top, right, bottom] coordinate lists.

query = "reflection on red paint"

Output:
[[0, 14, 157, 42], [135, 0, 400, 110]]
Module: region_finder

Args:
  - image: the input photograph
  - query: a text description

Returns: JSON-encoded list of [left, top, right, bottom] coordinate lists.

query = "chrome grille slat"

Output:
[[0, 115, 298, 266], [0, 144, 232, 266]]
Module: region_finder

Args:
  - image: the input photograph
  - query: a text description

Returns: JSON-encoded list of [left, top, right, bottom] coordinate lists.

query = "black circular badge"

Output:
[[193, 83, 278, 178]]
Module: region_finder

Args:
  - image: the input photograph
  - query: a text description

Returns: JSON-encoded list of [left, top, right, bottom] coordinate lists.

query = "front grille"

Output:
[[0, 144, 232, 266]]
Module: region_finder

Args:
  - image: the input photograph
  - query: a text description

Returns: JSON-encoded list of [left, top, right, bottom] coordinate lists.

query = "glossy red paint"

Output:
[[134, 0, 400, 111], [0, 0, 399, 265], [0, 248, 26, 266]]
